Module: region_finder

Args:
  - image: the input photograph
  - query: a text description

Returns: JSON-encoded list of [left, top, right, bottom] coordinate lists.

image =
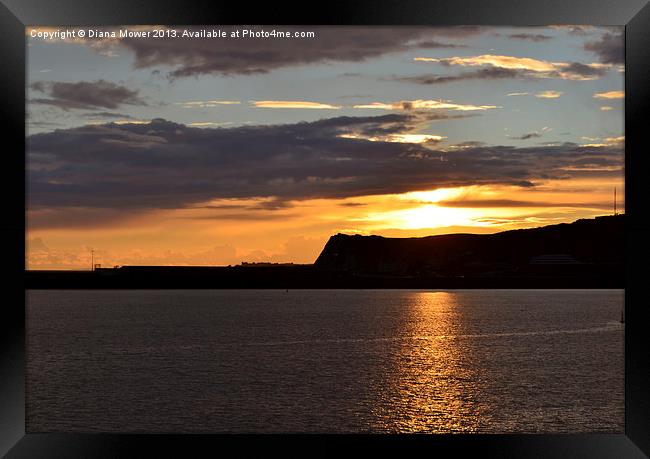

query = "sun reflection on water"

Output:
[[369, 291, 487, 433]]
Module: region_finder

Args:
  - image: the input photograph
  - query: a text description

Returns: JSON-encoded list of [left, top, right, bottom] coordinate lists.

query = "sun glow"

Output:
[[399, 187, 474, 203], [360, 205, 493, 230], [353, 187, 505, 230]]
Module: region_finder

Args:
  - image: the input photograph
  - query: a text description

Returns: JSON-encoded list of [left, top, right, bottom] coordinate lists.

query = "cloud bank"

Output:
[[31, 26, 484, 78], [28, 116, 623, 223]]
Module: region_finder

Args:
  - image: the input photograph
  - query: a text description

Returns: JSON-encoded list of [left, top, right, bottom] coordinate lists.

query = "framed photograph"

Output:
[[2, 0, 650, 456]]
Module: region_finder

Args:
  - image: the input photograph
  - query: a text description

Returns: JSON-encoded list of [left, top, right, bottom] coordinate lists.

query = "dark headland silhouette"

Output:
[[26, 214, 624, 289]]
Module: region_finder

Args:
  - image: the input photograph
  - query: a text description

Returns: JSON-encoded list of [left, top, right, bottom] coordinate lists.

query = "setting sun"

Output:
[[366, 204, 491, 230]]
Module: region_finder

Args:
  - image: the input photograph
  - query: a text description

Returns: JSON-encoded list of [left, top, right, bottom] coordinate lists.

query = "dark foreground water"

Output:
[[26, 289, 624, 433]]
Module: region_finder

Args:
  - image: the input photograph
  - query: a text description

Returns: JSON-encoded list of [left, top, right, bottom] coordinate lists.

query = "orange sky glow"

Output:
[[27, 177, 623, 270]]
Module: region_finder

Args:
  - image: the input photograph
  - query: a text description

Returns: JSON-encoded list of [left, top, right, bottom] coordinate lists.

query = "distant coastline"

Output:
[[26, 215, 624, 289]]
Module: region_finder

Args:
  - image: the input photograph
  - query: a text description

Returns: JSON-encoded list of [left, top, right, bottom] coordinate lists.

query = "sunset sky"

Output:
[[26, 25, 624, 269]]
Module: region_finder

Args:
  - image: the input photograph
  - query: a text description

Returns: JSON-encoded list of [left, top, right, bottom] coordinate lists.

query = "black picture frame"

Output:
[[2, 0, 649, 457]]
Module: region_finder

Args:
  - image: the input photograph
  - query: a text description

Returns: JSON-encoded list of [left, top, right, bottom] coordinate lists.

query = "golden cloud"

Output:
[[353, 99, 498, 111], [252, 101, 341, 109], [593, 90, 624, 99], [580, 135, 624, 147], [535, 91, 562, 99], [338, 133, 445, 144], [416, 55, 557, 72], [416, 54, 611, 81]]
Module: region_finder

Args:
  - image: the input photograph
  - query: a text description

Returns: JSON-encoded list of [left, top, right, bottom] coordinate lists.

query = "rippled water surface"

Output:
[[26, 289, 624, 433]]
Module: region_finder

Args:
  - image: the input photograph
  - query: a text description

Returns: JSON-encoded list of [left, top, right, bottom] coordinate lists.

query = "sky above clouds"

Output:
[[26, 25, 624, 269]]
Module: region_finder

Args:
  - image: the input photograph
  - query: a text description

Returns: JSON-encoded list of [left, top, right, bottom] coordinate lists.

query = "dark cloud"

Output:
[[394, 60, 607, 85], [185, 212, 295, 221], [339, 202, 366, 207], [196, 203, 251, 210], [436, 199, 610, 209], [510, 132, 541, 140], [196, 198, 292, 211], [561, 62, 608, 78], [449, 141, 487, 148], [125, 27, 434, 77], [511, 181, 536, 188], [30, 80, 146, 110], [82, 112, 136, 119], [412, 40, 465, 48], [584, 32, 624, 65], [96, 26, 484, 77], [395, 67, 528, 84], [508, 33, 552, 42], [27, 117, 623, 222], [430, 26, 485, 37]]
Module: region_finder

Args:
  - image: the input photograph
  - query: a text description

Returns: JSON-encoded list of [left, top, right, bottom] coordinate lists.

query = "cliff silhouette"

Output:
[[315, 214, 623, 277], [26, 215, 624, 289]]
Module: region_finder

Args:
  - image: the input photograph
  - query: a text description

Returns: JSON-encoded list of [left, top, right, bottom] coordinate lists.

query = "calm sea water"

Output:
[[26, 289, 624, 433]]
